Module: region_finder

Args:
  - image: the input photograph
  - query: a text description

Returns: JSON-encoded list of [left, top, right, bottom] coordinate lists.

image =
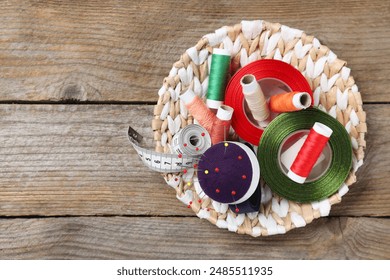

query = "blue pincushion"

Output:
[[198, 141, 260, 204]]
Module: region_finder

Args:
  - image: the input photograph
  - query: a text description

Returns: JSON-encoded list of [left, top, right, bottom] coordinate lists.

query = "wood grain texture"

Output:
[[0, 216, 388, 259], [0, 104, 388, 217], [0, 0, 389, 102], [0, 0, 389, 261]]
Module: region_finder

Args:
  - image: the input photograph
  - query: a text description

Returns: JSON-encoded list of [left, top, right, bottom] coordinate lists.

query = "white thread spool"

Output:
[[240, 74, 270, 126]]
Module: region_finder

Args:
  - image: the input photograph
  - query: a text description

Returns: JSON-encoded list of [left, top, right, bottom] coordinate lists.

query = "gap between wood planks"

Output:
[[0, 100, 157, 105], [0, 214, 387, 219], [0, 101, 388, 105], [0, 216, 388, 259]]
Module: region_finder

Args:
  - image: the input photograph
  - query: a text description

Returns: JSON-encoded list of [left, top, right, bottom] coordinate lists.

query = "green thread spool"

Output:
[[206, 48, 231, 109], [257, 108, 352, 203]]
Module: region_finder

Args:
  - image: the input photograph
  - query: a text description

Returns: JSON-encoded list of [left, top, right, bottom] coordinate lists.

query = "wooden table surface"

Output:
[[0, 0, 389, 260]]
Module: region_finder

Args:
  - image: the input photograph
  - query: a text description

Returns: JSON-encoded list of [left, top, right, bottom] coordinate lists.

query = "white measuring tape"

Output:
[[171, 124, 211, 156], [128, 124, 211, 173]]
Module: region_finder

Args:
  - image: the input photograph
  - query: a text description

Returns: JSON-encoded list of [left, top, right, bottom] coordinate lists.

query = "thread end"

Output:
[[313, 122, 333, 138], [287, 170, 306, 184], [206, 99, 223, 109], [240, 74, 261, 95], [292, 92, 312, 109], [216, 105, 234, 121], [212, 48, 231, 56]]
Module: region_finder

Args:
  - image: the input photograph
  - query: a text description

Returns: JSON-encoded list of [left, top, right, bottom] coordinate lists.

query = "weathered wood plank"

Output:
[[0, 0, 389, 102], [0, 216, 388, 259], [331, 104, 389, 216], [0, 104, 387, 217]]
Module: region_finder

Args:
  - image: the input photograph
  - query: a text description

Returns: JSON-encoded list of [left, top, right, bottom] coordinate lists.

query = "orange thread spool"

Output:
[[269, 91, 312, 113]]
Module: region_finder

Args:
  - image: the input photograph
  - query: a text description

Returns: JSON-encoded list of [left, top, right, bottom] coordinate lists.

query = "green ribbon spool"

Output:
[[257, 108, 352, 203]]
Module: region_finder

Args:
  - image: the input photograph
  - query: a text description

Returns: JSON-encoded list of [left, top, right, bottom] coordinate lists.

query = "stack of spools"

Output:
[[153, 20, 366, 236]]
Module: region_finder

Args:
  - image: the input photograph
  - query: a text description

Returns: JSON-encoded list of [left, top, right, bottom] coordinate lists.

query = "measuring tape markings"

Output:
[[225, 59, 313, 145], [128, 125, 209, 173]]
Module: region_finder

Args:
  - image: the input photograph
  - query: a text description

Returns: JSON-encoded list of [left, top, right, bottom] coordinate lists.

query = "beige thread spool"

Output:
[[240, 74, 270, 126]]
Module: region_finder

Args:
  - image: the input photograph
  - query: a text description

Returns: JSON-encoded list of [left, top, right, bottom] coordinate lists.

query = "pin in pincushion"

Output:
[[198, 141, 260, 204]]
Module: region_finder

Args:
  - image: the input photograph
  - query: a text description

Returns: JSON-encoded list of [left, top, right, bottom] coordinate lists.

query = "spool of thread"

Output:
[[224, 59, 313, 145], [171, 124, 212, 157], [280, 135, 326, 171], [181, 89, 234, 145], [257, 108, 352, 202], [180, 89, 215, 134], [240, 74, 270, 125], [269, 91, 312, 113], [211, 105, 234, 144], [288, 122, 333, 184], [206, 48, 231, 109]]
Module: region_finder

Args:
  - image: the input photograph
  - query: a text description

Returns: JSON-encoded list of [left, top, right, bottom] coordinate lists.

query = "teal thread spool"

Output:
[[206, 48, 231, 109], [257, 108, 352, 203]]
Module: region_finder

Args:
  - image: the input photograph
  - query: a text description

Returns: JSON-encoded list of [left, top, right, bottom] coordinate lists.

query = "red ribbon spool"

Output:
[[224, 59, 313, 145]]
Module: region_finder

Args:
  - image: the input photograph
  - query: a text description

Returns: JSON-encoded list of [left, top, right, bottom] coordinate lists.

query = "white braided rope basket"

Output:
[[152, 20, 367, 236]]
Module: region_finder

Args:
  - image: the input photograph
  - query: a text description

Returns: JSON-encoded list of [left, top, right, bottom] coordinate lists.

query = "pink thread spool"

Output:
[[180, 89, 216, 134], [287, 122, 333, 184], [180, 89, 234, 145], [211, 105, 234, 144]]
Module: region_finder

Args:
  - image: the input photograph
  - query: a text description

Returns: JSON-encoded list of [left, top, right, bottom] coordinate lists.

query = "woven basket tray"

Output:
[[152, 20, 367, 236]]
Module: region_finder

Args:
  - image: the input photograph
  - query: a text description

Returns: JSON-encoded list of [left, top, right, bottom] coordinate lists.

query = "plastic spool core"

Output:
[[278, 130, 333, 183], [189, 135, 200, 146], [242, 78, 292, 128], [299, 94, 310, 108], [241, 74, 255, 85]]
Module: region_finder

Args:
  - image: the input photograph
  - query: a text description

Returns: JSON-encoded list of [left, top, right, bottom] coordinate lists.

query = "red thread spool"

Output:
[[211, 105, 233, 144], [288, 122, 333, 184]]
